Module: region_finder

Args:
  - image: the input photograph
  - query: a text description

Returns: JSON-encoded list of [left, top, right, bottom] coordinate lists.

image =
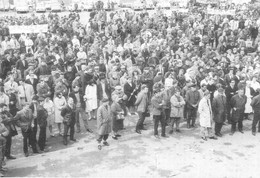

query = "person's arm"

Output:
[[0, 124, 9, 137]]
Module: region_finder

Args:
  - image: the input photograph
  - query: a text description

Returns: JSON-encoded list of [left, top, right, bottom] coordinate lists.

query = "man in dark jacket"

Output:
[[212, 85, 227, 137], [250, 88, 260, 136], [37, 97, 48, 152], [61, 97, 76, 145], [225, 79, 237, 123], [230, 88, 247, 135]]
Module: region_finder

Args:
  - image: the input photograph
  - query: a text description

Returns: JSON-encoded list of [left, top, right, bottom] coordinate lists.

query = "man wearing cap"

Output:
[[230, 87, 247, 135], [13, 102, 39, 157], [212, 84, 227, 137], [185, 83, 201, 128], [250, 88, 260, 136], [135, 84, 149, 134], [151, 83, 167, 138]]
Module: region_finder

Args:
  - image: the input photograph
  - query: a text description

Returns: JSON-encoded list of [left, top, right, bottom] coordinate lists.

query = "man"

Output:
[[185, 83, 201, 128], [61, 97, 76, 145], [212, 84, 227, 137], [17, 79, 35, 109], [250, 88, 260, 136], [198, 90, 217, 141], [13, 102, 38, 157], [225, 79, 238, 123], [0, 87, 9, 110], [70, 83, 93, 134], [230, 87, 247, 135], [0, 103, 17, 160], [0, 109, 9, 175], [135, 84, 149, 134], [37, 97, 48, 152], [151, 83, 167, 138], [1, 53, 13, 79], [16, 53, 28, 79], [29, 96, 39, 149], [25, 68, 38, 94], [97, 98, 112, 150], [124, 76, 138, 115], [4, 75, 18, 94]]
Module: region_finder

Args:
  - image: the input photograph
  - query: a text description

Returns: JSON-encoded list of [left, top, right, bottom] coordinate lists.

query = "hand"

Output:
[[233, 108, 237, 111], [31, 123, 34, 128]]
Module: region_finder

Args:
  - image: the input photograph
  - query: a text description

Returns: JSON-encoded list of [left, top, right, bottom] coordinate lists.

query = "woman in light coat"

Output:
[[84, 81, 98, 120], [169, 89, 185, 134], [198, 90, 217, 141], [97, 98, 112, 150], [54, 92, 67, 135]]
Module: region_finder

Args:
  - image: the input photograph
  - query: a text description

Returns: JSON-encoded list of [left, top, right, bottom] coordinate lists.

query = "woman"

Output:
[[110, 96, 124, 140], [84, 80, 98, 120], [169, 89, 185, 134], [198, 90, 217, 141], [244, 81, 253, 119], [43, 96, 55, 137], [97, 98, 112, 150], [54, 92, 67, 135]]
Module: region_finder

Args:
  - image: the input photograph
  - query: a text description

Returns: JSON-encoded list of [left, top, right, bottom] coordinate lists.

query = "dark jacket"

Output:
[[37, 105, 48, 127], [13, 108, 33, 131], [61, 105, 76, 125], [251, 94, 260, 112], [212, 94, 227, 123], [151, 93, 163, 115]]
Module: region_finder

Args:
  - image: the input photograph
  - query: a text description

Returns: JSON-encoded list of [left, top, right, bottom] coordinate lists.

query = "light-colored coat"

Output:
[[198, 97, 213, 128], [135, 91, 148, 113], [170, 95, 185, 118], [97, 104, 112, 135], [54, 96, 67, 123], [84, 84, 98, 112], [17, 83, 35, 104]]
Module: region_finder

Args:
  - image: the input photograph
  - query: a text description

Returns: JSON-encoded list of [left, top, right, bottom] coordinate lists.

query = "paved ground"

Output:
[[4, 114, 260, 178]]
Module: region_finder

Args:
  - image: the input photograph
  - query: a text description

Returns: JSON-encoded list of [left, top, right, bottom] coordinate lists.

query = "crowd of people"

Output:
[[0, 0, 260, 176]]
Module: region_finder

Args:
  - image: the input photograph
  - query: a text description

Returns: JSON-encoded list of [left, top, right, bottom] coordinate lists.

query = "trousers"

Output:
[[187, 107, 197, 126], [63, 122, 75, 142], [136, 112, 146, 130], [97, 134, 109, 143], [252, 112, 260, 133], [22, 128, 37, 154], [38, 127, 46, 151], [153, 114, 166, 136], [215, 122, 223, 134], [75, 107, 90, 131]]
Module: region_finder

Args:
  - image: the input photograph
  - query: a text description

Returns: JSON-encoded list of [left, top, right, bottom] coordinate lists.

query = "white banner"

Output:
[[172, 8, 189, 13], [9, 24, 49, 34], [207, 9, 235, 16]]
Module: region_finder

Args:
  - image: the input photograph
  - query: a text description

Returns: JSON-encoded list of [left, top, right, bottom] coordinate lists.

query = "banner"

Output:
[[207, 9, 235, 16], [172, 8, 189, 13], [9, 24, 48, 34]]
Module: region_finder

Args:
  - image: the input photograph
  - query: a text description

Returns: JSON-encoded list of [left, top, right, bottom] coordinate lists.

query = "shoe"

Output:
[[41, 149, 49, 153], [209, 136, 218, 140], [140, 128, 147, 130], [70, 138, 77, 142], [154, 135, 160, 139], [0, 167, 8, 172], [136, 130, 141, 134], [25, 152, 29, 157], [161, 135, 169, 138], [63, 140, 68, 145], [33, 150, 39, 154], [216, 133, 222, 137], [252, 132, 256, 136], [50, 134, 55, 137], [176, 129, 181, 133], [239, 130, 244, 134], [59, 133, 63, 136], [201, 137, 207, 141], [0, 172, 4, 177], [103, 141, 109, 146], [229, 132, 235, 136], [86, 129, 93, 133], [76, 130, 81, 133], [169, 130, 173, 134], [6, 155, 16, 160], [115, 134, 121, 137], [98, 144, 102, 150], [112, 136, 118, 140]]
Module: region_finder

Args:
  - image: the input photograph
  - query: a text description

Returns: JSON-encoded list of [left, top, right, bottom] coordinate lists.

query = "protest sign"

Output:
[[9, 24, 49, 34]]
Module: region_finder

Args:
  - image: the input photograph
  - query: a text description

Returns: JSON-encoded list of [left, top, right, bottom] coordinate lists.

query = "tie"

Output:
[[23, 85, 28, 102]]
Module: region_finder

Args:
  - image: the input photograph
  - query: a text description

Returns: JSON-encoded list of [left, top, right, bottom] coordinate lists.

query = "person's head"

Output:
[[38, 97, 45, 105], [67, 65, 72, 72], [238, 88, 244, 96], [68, 97, 74, 106], [32, 95, 38, 104], [126, 76, 132, 84], [175, 89, 181, 97], [141, 84, 148, 93], [201, 83, 207, 92], [190, 84, 197, 91], [204, 90, 210, 99], [56, 92, 63, 98], [101, 98, 109, 105], [230, 79, 235, 87]]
